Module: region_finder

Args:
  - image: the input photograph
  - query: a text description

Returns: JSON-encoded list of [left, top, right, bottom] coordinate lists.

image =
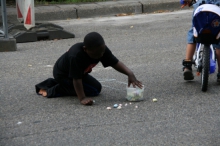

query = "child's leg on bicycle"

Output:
[[184, 43, 196, 71], [182, 28, 196, 80], [183, 43, 196, 80], [184, 28, 196, 70], [215, 48, 220, 82], [215, 49, 220, 73]]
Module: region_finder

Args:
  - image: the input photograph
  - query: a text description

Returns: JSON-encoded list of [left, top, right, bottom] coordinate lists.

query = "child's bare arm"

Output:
[[112, 61, 133, 76], [73, 79, 93, 105], [112, 61, 142, 88]]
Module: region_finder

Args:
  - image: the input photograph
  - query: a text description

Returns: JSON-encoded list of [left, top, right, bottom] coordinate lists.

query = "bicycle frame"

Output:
[[194, 43, 216, 74]]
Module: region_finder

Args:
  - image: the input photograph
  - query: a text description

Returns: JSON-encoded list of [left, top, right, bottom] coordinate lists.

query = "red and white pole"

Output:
[[16, 0, 23, 23], [16, 0, 35, 30], [24, 0, 35, 30]]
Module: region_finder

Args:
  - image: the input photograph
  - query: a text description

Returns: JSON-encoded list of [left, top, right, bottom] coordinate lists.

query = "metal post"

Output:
[[0, 0, 17, 51], [1, 0, 8, 38]]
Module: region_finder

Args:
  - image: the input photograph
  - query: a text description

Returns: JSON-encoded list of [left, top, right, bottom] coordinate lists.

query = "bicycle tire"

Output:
[[201, 45, 210, 92]]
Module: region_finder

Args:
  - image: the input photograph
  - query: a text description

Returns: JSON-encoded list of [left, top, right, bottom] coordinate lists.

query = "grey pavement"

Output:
[[1, 9, 220, 145], [2, 1, 219, 146], [4, 0, 189, 23]]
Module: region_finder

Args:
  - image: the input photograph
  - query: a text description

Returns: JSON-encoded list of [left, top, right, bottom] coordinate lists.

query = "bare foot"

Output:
[[80, 98, 93, 106], [38, 89, 47, 97], [38, 89, 43, 95]]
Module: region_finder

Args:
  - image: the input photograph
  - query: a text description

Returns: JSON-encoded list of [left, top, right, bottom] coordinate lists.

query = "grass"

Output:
[[35, 0, 107, 5], [6, 0, 107, 6]]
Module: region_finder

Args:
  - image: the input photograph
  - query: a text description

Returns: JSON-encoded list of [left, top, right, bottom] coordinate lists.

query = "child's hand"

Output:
[[111, 61, 143, 88], [80, 98, 94, 105], [128, 74, 143, 89]]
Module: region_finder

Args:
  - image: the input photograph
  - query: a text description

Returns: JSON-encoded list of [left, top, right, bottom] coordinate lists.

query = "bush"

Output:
[[7, 0, 106, 5], [36, 0, 106, 2]]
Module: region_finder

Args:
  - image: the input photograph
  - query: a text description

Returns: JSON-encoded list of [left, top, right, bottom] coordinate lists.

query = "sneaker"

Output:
[[183, 69, 194, 80], [217, 72, 220, 82]]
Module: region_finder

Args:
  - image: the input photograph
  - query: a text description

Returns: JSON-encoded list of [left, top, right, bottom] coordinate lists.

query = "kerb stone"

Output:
[[35, 5, 77, 21], [77, 2, 142, 18], [141, 0, 182, 13]]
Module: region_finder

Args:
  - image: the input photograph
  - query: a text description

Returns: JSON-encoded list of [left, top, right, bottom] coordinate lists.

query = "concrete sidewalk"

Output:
[[4, 0, 184, 22]]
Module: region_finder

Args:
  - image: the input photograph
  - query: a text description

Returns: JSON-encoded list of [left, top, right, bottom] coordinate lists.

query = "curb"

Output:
[[5, 0, 184, 23]]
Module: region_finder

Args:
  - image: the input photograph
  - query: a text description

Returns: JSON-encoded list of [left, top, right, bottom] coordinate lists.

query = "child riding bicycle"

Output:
[[181, 0, 220, 82]]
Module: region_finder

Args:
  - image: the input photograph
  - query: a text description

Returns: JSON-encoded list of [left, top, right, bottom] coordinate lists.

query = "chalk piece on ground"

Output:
[[117, 106, 122, 109], [153, 98, 158, 102], [113, 104, 118, 108]]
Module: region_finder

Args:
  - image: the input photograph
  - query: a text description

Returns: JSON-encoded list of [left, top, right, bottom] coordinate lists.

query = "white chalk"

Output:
[[106, 107, 112, 110], [117, 106, 122, 109], [17, 122, 22, 125], [153, 98, 158, 102]]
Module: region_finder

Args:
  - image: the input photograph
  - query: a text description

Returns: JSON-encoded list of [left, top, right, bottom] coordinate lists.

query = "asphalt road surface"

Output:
[[1, 9, 220, 146]]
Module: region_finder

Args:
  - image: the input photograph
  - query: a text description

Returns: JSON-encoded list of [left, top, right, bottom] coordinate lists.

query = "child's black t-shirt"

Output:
[[53, 42, 119, 79]]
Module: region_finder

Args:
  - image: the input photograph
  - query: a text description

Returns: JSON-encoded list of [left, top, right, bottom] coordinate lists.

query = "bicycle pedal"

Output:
[[196, 72, 200, 76]]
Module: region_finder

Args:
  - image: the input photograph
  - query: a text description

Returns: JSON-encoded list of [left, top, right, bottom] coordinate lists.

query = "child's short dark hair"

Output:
[[84, 32, 105, 49]]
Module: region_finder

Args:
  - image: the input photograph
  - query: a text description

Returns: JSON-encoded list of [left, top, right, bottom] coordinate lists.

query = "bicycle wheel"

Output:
[[201, 45, 210, 92]]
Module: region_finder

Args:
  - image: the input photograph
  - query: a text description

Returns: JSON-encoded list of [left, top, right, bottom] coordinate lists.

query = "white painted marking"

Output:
[[102, 85, 121, 91], [46, 65, 53, 67]]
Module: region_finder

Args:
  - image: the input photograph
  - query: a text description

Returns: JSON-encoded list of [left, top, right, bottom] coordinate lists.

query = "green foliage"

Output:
[[7, 0, 106, 5], [35, 0, 106, 4]]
